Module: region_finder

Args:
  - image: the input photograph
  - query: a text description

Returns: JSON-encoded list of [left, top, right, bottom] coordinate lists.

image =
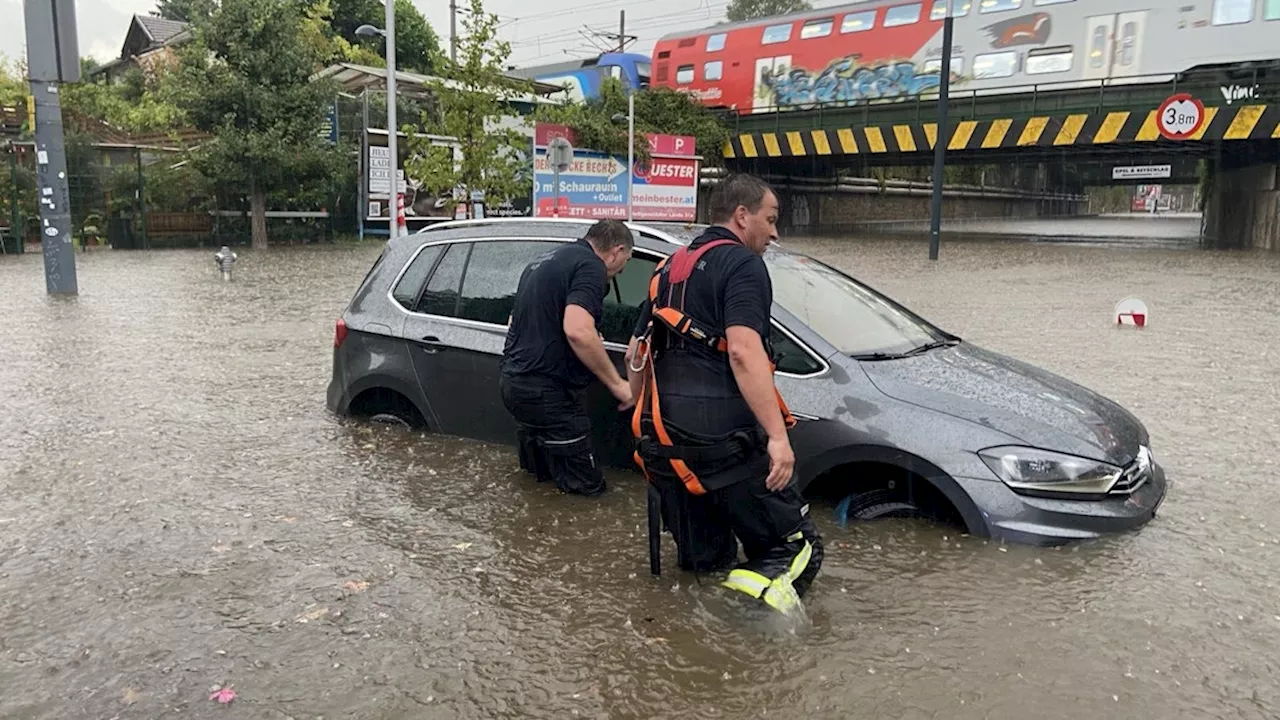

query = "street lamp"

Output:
[[356, 14, 399, 239], [610, 90, 635, 222]]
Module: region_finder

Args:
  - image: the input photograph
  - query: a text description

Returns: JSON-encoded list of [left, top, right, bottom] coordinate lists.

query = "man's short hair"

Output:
[[708, 174, 775, 224], [583, 219, 633, 251]]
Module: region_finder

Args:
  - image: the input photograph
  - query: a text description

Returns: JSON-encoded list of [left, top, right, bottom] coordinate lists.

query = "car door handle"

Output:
[[418, 335, 445, 354]]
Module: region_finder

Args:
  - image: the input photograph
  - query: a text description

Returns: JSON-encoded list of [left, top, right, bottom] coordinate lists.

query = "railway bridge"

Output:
[[719, 66, 1280, 250]]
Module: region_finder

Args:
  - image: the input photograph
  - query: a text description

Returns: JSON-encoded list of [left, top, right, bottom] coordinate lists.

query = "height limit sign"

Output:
[[1157, 93, 1206, 140]]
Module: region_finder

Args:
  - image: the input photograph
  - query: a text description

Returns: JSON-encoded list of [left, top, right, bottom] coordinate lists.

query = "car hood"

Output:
[[858, 343, 1146, 466]]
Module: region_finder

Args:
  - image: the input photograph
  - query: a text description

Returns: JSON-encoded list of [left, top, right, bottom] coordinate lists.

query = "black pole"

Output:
[[928, 9, 955, 261]]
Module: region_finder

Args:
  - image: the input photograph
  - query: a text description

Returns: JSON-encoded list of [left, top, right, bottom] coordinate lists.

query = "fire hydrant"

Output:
[[214, 245, 237, 281]]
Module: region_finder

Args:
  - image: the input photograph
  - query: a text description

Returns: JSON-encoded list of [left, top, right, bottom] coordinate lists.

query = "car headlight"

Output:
[[978, 446, 1123, 496]]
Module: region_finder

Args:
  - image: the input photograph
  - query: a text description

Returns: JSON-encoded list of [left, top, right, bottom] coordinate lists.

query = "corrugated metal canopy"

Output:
[[313, 63, 566, 104]]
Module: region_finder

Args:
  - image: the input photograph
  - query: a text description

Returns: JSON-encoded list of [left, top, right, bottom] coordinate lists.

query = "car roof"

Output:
[[391, 217, 707, 254]]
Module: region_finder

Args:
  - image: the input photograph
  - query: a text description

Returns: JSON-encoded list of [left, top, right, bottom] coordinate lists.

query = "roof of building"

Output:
[[136, 15, 190, 45]]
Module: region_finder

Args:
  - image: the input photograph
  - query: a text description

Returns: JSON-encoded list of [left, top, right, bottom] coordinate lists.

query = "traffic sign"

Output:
[[548, 137, 574, 172], [1157, 93, 1205, 141], [1115, 297, 1148, 328]]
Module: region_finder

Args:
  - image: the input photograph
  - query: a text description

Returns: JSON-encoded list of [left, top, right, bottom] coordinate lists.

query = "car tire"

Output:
[[368, 411, 414, 429], [835, 489, 921, 526]]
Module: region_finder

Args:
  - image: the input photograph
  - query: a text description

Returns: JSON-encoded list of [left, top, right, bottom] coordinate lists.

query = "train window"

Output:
[[973, 50, 1018, 78], [931, 0, 972, 18], [1267, 0, 1280, 19], [979, 0, 1023, 13], [801, 18, 834, 38], [885, 3, 923, 26], [923, 56, 965, 74], [704, 61, 723, 81], [1088, 25, 1107, 67], [840, 10, 877, 33], [1212, 0, 1251, 24], [706, 33, 727, 52], [762, 23, 793, 44], [1025, 46, 1074, 74], [675, 65, 694, 84], [636, 62, 651, 87], [1118, 22, 1137, 65]]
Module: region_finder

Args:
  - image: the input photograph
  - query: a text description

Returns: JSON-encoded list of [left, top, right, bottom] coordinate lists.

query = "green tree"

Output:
[[725, 0, 812, 22], [404, 0, 532, 218], [327, 0, 440, 74], [535, 78, 731, 167], [170, 0, 342, 247], [154, 0, 218, 22]]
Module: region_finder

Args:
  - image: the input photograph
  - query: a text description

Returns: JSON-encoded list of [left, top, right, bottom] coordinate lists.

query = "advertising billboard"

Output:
[[532, 123, 700, 222]]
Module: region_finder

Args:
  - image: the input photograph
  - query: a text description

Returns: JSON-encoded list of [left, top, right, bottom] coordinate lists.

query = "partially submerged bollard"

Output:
[[214, 245, 237, 281]]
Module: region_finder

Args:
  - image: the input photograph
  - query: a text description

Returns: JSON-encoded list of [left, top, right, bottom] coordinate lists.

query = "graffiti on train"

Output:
[[757, 58, 944, 109]]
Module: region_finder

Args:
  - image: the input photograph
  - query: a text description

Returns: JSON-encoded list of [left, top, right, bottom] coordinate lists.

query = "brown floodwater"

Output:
[[1, 225, 1278, 719]]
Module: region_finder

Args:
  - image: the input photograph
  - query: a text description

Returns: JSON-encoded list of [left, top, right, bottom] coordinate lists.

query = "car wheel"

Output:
[[834, 489, 921, 526], [368, 412, 413, 429]]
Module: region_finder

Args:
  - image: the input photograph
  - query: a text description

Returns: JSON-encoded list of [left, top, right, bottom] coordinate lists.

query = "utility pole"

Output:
[[24, 0, 80, 294], [450, 0, 458, 63], [927, 0, 954, 262], [597, 11, 635, 55]]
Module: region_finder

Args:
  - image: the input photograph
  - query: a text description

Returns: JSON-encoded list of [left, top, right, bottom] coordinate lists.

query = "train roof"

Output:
[[656, 0, 931, 42], [508, 52, 650, 78]]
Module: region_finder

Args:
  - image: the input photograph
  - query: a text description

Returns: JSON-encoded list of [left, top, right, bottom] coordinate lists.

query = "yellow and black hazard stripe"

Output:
[[723, 104, 1280, 159]]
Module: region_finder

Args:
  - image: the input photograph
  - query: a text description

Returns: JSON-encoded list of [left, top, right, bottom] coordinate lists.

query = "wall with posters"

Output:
[[532, 123, 701, 222]]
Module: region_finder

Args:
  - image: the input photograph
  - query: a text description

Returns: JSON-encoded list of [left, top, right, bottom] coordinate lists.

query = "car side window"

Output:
[[456, 240, 561, 325], [419, 242, 469, 317], [392, 244, 444, 311], [771, 327, 824, 375], [600, 253, 659, 344]]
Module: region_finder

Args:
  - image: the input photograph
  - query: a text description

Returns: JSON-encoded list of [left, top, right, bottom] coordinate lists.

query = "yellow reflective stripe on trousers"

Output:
[[723, 569, 770, 598]]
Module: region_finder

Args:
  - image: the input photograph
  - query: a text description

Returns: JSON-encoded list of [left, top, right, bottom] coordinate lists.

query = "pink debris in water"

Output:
[[209, 686, 237, 704]]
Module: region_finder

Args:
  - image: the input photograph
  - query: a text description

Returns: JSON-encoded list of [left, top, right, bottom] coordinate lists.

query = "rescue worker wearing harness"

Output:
[[500, 219, 635, 497], [625, 174, 823, 616]]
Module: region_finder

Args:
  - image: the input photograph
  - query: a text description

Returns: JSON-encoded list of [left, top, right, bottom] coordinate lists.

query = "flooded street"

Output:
[[2, 227, 1279, 719]]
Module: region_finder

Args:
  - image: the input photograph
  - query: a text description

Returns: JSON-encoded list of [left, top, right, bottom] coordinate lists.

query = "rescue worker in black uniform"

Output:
[[499, 219, 635, 497], [625, 174, 823, 616]]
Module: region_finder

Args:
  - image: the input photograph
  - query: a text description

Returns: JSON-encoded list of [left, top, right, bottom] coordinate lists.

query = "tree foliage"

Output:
[[535, 78, 731, 167], [404, 0, 533, 217], [62, 67, 187, 134], [725, 0, 812, 22], [170, 0, 343, 247], [322, 0, 441, 73], [154, 0, 218, 22]]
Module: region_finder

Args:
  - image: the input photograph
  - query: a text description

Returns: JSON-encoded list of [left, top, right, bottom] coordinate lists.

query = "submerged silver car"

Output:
[[327, 218, 1167, 546]]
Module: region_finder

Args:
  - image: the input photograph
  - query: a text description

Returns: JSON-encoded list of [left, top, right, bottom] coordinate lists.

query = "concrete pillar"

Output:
[[1204, 164, 1280, 251]]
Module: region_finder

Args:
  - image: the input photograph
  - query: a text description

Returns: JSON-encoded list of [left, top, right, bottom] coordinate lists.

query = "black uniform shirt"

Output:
[[501, 239, 607, 388], [631, 225, 772, 435]]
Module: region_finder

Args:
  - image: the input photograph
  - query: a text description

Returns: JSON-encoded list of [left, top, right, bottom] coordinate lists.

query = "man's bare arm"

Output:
[[564, 304, 633, 407], [726, 324, 794, 490]]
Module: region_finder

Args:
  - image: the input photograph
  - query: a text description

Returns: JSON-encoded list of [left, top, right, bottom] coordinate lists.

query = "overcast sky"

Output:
[[0, 0, 769, 72]]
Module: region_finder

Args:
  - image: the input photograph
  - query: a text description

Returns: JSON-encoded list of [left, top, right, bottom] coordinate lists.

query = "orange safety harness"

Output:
[[629, 239, 796, 496]]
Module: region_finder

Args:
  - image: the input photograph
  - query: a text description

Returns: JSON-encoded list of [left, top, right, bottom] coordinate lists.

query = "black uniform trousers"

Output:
[[642, 422, 824, 598], [499, 372, 606, 497]]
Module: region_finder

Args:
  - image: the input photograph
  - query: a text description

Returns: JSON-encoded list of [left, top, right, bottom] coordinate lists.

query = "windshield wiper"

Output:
[[852, 338, 960, 362], [902, 338, 961, 357]]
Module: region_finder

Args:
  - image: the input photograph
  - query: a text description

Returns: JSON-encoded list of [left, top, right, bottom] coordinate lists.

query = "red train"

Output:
[[651, 0, 951, 115], [650, 0, 1280, 115]]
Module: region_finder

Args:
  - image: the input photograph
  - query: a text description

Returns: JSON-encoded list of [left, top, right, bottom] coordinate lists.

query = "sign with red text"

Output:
[[533, 123, 700, 222]]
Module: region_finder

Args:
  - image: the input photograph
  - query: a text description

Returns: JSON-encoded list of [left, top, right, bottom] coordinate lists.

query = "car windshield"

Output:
[[765, 248, 949, 356], [637, 223, 951, 356]]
